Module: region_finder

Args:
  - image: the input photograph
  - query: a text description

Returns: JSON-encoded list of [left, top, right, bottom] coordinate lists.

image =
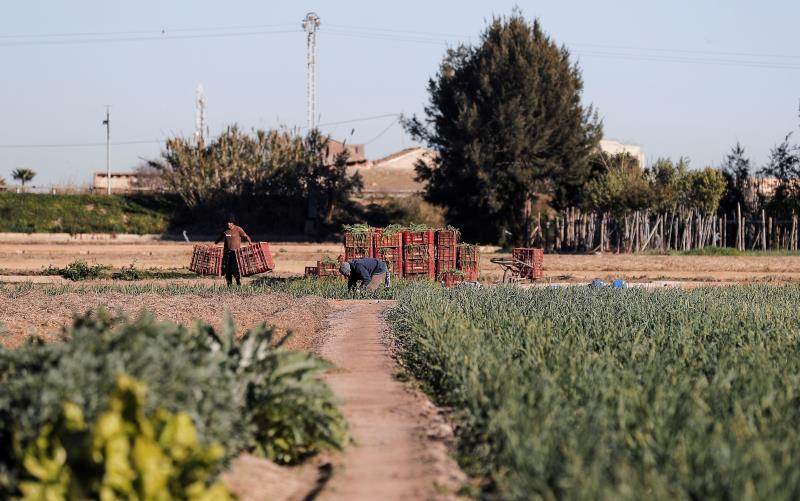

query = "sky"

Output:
[[0, 0, 799, 186]]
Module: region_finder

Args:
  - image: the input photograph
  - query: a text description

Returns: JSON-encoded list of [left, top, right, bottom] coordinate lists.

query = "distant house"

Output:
[[324, 139, 368, 167], [347, 147, 436, 198], [599, 139, 646, 166], [92, 171, 160, 193]]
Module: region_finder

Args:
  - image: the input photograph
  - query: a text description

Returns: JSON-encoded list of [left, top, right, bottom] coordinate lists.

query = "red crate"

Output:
[[512, 248, 544, 280], [304, 266, 318, 277], [189, 245, 224, 276], [456, 244, 480, 281], [235, 242, 275, 277], [435, 229, 458, 279], [344, 229, 375, 259], [317, 260, 339, 277], [442, 270, 464, 288], [376, 246, 404, 277]]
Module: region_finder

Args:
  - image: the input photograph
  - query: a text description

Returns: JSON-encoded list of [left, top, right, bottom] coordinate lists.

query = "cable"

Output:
[[316, 113, 401, 128], [363, 118, 399, 145], [0, 23, 297, 39], [0, 140, 161, 149], [0, 29, 298, 48]]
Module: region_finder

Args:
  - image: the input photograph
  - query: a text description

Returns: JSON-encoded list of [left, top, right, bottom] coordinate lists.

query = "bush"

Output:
[[43, 260, 109, 281], [17, 376, 234, 500], [0, 310, 347, 497]]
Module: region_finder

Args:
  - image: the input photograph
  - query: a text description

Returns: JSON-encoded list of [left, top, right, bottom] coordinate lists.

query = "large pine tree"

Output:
[[405, 13, 602, 245]]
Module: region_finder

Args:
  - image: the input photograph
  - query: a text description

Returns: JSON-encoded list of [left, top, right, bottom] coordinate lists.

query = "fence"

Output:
[[531, 205, 800, 253]]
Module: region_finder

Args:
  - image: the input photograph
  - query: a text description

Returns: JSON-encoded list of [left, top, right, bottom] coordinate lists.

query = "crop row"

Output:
[[388, 285, 800, 500]]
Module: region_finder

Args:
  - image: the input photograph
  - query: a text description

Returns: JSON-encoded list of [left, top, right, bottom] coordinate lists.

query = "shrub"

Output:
[[43, 260, 109, 281], [0, 310, 347, 497], [17, 375, 234, 500]]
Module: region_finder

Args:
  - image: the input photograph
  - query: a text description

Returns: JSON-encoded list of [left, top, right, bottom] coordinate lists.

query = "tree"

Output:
[[583, 152, 652, 214], [646, 157, 690, 212], [11, 168, 35, 189], [404, 12, 602, 245], [149, 126, 361, 231], [719, 142, 756, 215], [684, 168, 726, 214], [760, 133, 800, 216]]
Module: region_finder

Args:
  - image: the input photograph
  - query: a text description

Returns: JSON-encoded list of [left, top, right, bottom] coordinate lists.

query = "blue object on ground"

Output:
[[590, 279, 606, 288], [612, 279, 626, 289]]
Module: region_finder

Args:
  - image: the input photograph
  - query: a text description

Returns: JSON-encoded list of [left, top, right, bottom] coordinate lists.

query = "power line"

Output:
[[0, 23, 297, 39], [0, 113, 405, 149], [0, 29, 298, 47], [0, 140, 161, 149], [364, 118, 400, 145]]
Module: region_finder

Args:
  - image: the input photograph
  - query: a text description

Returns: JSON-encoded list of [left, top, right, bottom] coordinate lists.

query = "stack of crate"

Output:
[[434, 228, 459, 280], [344, 229, 375, 261], [234, 242, 275, 277], [316, 259, 339, 278], [456, 244, 480, 281], [189, 245, 224, 276], [403, 229, 435, 279], [512, 247, 544, 280], [373, 229, 404, 278]]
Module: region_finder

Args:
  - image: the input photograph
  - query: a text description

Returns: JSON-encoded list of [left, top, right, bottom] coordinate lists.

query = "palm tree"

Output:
[[11, 168, 35, 190]]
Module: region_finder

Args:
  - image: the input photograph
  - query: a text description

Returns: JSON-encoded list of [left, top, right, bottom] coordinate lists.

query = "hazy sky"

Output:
[[1, 0, 798, 186]]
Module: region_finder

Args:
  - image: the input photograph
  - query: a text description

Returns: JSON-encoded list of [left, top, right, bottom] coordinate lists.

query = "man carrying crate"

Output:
[[339, 257, 390, 291], [215, 215, 253, 286]]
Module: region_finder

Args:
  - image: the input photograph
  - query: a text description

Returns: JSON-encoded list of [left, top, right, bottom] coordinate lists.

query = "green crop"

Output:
[[17, 375, 234, 500], [43, 260, 109, 281], [388, 285, 800, 500], [0, 310, 347, 497]]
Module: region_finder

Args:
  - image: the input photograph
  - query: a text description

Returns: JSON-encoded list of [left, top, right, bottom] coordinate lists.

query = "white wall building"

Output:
[[599, 139, 645, 167]]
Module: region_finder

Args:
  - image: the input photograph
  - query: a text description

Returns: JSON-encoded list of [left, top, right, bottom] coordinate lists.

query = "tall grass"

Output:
[[388, 285, 800, 499]]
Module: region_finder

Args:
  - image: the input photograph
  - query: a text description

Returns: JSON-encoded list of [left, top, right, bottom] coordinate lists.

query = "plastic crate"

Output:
[[377, 246, 404, 277], [234, 242, 275, 277], [512, 247, 544, 280], [304, 266, 318, 277], [317, 260, 339, 277], [189, 245, 223, 276]]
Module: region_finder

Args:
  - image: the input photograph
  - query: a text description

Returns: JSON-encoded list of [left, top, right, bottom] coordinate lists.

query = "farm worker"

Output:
[[339, 257, 390, 291], [215, 215, 252, 286]]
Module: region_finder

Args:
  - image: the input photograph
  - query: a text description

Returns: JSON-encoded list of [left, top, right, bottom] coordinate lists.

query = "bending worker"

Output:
[[339, 257, 390, 291], [215, 215, 252, 286]]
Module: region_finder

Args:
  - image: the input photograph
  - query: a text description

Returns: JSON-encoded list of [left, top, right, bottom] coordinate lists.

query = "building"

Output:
[[347, 147, 436, 198], [599, 139, 646, 167], [92, 171, 159, 193], [324, 139, 368, 167]]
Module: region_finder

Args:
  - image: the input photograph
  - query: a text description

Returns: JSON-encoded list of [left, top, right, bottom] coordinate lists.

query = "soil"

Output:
[[317, 301, 466, 500], [2, 240, 800, 284], [0, 290, 328, 351]]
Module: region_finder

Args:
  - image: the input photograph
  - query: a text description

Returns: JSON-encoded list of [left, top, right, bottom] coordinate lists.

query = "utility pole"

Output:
[[302, 12, 320, 131], [195, 84, 207, 146], [102, 106, 111, 195]]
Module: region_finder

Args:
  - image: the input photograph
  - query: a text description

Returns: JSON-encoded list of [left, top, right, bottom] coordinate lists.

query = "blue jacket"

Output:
[[348, 258, 388, 289]]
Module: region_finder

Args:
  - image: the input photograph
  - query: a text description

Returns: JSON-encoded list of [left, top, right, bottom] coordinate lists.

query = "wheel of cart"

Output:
[[490, 256, 535, 283]]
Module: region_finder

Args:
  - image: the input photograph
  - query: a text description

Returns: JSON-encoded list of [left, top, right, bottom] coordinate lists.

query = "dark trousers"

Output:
[[225, 251, 241, 285]]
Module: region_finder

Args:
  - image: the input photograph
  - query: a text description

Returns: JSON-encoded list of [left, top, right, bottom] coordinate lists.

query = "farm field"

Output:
[[2, 238, 800, 283], [389, 284, 800, 499]]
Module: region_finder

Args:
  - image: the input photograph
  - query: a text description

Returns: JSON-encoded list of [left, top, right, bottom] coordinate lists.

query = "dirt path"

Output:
[[318, 301, 465, 501]]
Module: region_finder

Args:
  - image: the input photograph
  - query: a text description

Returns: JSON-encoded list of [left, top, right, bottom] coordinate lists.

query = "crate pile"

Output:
[[434, 228, 459, 280], [189, 245, 224, 276], [235, 242, 275, 277], [332, 224, 482, 283], [403, 228, 436, 280], [457, 244, 481, 281], [512, 247, 544, 280], [373, 227, 404, 278], [344, 226, 375, 261]]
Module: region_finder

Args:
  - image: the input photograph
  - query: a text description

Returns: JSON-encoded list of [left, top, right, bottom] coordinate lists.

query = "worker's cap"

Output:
[[339, 262, 351, 276]]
